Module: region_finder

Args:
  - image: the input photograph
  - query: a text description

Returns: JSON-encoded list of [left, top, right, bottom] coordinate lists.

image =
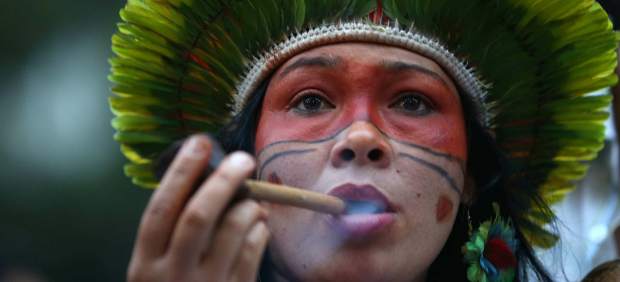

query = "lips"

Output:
[[328, 184, 394, 214], [327, 184, 396, 238]]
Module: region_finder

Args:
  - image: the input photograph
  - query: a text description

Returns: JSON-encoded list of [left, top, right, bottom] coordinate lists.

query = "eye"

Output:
[[292, 92, 334, 114], [389, 93, 433, 116]]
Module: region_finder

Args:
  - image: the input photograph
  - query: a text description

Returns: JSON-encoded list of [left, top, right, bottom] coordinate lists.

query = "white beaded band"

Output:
[[234, 21, 490, 127]]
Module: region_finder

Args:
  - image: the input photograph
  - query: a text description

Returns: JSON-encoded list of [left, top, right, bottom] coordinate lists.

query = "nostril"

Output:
[[340, 149, 356, 161], [368, 149, 383, 161]]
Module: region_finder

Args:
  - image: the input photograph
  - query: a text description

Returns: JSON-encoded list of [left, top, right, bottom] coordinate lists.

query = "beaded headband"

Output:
[[234, 21, 491, 127]]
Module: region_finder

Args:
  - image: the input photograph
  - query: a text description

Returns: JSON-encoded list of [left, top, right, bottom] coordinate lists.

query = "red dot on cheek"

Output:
[[435, 195, 454, 223], [268, 172, 282, 185]]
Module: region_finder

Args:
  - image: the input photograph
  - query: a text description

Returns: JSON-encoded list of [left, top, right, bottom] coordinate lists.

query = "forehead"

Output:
[[272, 42, 456, 91]]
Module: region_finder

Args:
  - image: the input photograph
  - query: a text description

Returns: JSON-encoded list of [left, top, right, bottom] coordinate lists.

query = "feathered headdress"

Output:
[[108, 0, 618, 249]]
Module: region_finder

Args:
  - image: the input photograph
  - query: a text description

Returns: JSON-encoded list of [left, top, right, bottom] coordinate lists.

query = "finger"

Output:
[[202, 200, 267, 275], [168, 151, 256, 265], [135, 135, 212, 257], [230, 222, 270, 282]]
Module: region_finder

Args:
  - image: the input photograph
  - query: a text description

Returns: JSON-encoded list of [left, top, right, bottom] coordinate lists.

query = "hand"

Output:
[[127, 135, 270, 282]]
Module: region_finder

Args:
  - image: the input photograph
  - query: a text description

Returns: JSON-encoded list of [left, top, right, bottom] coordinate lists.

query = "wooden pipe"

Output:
[[155, 135, 346, 215], [241, 180, 345, 215]]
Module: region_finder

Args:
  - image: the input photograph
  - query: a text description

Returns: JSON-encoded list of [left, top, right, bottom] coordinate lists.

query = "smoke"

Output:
[[344, 200, 386, 214]]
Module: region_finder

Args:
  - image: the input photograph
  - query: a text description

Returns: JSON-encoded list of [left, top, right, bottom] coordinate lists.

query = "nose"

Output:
[[330, 121, 392, 168]]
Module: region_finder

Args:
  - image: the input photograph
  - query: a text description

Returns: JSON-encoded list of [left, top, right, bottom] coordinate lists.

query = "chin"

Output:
[[268, 238, 427, 282], [281, 260, 422, 282], [265, 197, 450, 282]]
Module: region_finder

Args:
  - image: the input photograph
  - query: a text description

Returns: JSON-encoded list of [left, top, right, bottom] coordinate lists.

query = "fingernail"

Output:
[[248, 222, 269, 242], [226, 152, 253, 169], [183, 137, 207, 159]]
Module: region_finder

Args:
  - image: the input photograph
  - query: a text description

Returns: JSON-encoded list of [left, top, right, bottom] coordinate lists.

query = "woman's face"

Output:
[[255, 43, 467, 282]]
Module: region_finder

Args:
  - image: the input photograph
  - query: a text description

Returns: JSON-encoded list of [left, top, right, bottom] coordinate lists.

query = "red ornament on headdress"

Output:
[[483, 237, 517, 269], [368, 0, 390, 24]]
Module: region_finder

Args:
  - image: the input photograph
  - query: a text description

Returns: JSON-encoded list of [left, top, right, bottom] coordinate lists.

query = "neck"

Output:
[[262, 261, 429, 282]]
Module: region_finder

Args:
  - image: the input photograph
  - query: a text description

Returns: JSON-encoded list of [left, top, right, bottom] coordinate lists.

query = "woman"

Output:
[[108, 1, 618, 281]]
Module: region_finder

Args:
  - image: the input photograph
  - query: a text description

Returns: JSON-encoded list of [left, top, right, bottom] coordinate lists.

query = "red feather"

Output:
[[483, 237, 517, 269], [368, 0, 390, 24]]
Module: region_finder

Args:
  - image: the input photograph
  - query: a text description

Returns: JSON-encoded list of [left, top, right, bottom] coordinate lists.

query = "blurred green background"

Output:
[[0, 1, 151, 281]]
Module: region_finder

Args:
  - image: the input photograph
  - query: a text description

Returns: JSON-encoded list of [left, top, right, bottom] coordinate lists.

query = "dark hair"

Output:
[[425, 86, 554, 282], [217, 79, 555, 282], [216, 77, 269, 154]]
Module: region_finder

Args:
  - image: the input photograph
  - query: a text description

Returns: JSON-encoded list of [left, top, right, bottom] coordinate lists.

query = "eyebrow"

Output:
[[381, 60, 451, 89], [276, 55, 341, 79]]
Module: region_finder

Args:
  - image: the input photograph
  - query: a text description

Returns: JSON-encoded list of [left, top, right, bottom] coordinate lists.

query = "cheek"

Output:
[[380, 110, 467, 160], [395, 153, 461, 239], [435, 194, 454, 223], [255, 110, 346, 152]]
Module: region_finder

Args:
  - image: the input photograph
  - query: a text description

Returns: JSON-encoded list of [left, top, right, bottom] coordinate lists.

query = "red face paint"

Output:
[[435, 195, 454, 223], [255, 43, 467, 161], [268, 172, 283, 185]]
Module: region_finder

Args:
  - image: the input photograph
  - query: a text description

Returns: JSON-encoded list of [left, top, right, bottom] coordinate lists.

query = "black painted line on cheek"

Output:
[[256, 123, 352, 158], [392, 139, 465, 166], [398, 153, 462, 195], [257, 148, 317, 180], [257, 121, 466, 177], [374, 126, 465, 167]]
